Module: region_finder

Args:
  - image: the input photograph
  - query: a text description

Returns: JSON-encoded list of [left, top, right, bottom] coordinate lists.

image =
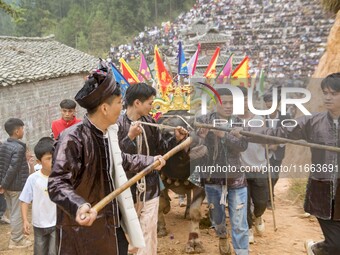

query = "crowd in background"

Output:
[[109, 0, 333, 79]]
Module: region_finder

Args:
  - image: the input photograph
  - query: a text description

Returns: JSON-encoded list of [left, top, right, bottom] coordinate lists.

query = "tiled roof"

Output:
[[189, 31, 229, 43], [0, 35, 97, 86], [184, 44, 198, 53], [187, 24, 208, 35], [196, 54, 244, 67]]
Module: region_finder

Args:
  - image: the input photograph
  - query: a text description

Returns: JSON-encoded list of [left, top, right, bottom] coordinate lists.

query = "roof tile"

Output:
[[0, 35, 97, 86]]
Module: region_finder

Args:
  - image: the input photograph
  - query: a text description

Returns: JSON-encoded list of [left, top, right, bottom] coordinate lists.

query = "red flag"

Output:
[[204, 47, 220, 79], [119, 58, 140, 84], [154, 45, 172, 93]]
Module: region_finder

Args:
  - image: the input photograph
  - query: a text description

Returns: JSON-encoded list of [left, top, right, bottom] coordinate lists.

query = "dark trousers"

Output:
[[268, 158, 282, 201], [311, 218, 340, 255], [117, 226, 128, 255], [246, 176, 268, 228], [0, 194, 6, 216]]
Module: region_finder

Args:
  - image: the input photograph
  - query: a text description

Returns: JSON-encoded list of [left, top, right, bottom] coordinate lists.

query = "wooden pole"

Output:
[[193, 122, 340, 153], [92, 137, 192, 213], [138, 121, 177, 131], [265, 144, 278, 232]]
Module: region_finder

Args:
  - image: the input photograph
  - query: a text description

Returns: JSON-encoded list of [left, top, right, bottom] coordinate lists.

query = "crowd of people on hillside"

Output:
[[109, 0, 333, 79]]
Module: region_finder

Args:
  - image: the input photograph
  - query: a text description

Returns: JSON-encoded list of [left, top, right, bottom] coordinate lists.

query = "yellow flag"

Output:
[[231, 56, 249, 87]]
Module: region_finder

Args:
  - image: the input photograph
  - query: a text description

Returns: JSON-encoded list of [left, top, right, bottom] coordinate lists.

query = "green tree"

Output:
[[0, 0, 25, 23], [0, 10, 15, 35], [88, 7, 112, 57], [77, 31, 89, 52], [16, 0, 56, 37], [2, 0, 195, 55], [55, 4, 87, 48]]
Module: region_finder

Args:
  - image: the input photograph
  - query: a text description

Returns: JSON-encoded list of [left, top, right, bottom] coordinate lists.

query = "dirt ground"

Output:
[[157, 178, 322, 255], [0, 178, 322, 255]]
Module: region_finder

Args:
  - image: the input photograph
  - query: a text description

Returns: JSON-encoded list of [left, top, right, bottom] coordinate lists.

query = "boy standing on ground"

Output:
[[20, 137, 57, 255], [0, 118, 32, 249], [51, 99, 81, 139]]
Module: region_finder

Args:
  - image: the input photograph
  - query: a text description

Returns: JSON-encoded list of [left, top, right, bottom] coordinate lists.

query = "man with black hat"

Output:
[[48, 63, 165, 255]]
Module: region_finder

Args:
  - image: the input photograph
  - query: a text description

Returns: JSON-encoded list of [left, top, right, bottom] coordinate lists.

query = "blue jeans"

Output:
[[34, 226, 57, 255], [205, 184, 248, 255]]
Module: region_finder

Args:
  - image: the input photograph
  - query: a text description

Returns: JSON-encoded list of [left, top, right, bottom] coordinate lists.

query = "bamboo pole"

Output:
[[194, 122, 340, 153], [91, 137, 192, 213]]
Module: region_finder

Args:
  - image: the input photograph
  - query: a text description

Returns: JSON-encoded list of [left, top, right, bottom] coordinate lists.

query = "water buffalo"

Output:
[[157, 110, 207, 254]]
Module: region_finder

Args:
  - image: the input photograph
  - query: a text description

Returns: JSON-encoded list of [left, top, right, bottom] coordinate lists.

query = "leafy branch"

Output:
[[0, 0, 25, 23]]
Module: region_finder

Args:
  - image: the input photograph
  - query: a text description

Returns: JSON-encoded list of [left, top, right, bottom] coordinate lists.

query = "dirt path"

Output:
[[0, 178, 322, 255], [157, 178, 322, 255]]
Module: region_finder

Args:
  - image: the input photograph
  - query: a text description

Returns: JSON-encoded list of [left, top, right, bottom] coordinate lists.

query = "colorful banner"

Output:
[[154, 45, 173, 93], [119, 58, 140, 84], [215, 53, 233, 84], [256, 68, 265, 95], [110, 63, 130, 98], [178, 41, 189, 76], [138, 52, 152, 82], [231, 56, 250, 87], [187, 43, 201, 76], [204, 47, 220, 79]]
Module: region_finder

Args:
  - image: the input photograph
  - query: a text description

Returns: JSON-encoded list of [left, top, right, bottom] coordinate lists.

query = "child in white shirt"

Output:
[[19, 137, 56, 255]]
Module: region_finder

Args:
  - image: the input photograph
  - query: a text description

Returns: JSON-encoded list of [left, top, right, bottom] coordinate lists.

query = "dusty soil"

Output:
[[157, 178, 322, 255], [0, 178, 322, 255]]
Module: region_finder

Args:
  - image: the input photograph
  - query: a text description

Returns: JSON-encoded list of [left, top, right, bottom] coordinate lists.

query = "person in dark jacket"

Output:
[[117, 83, 187, 255], [48, 65, 165, 255], [197, 88, 248, 255], [241, 73, 340, 255], [0, 140, 10, 225], [0, 118, 32, 249]]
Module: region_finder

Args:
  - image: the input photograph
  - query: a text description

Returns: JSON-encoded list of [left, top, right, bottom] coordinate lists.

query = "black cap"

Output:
[[75, 68, 117, 110]]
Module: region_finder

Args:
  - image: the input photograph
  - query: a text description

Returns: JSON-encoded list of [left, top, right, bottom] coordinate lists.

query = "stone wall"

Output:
[[0, 74, 86, 150]]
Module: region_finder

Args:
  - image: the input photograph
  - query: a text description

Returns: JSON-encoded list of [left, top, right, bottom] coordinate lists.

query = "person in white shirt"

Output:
[[263, 91, 290, 209], [238, 86, 268, 244], [19, 137, 56, 255]]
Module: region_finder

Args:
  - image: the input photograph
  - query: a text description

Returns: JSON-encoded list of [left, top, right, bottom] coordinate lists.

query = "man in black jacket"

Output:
[[0, 118, 32, 248], [197, 88, 249, 255], [239, 73, 340, 254], [117, 83, 187, 255], [48, 66, 165, 255]]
